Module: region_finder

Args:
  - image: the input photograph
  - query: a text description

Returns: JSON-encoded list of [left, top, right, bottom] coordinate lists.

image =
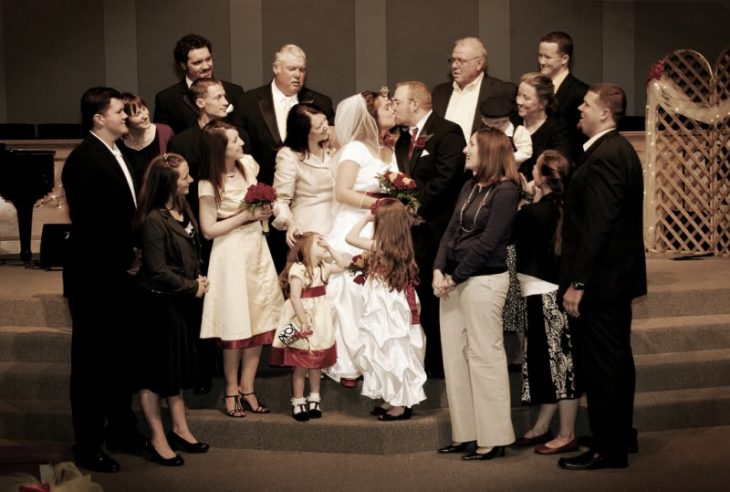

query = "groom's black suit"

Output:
[[395, 112, 466, 377]]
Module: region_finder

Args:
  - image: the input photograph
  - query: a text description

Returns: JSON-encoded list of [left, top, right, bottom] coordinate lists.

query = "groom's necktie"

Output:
[[407, 127, 419, 161]]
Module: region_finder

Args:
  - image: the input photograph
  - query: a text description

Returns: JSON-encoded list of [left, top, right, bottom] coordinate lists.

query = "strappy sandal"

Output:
[[223, 393, 246, 418], [240, 391, 270, 414]]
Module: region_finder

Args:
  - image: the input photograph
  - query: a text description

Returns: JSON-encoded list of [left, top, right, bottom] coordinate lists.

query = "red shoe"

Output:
[[535, 439, 579, 455], [340, 378, 358, 388]]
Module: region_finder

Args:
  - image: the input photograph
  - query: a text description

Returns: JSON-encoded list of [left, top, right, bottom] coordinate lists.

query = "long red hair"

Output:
[[367, 199, 419, 291]]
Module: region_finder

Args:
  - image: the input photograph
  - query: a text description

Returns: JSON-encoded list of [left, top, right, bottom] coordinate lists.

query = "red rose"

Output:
[[353, 274, 366, 285]]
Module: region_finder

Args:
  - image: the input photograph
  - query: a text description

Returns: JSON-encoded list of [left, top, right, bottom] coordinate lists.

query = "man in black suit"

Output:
[[62, 87, 146, 473], [393, 81, 467, 378], [168, 77, 232, 394], [154, 33, 244, 134], [432, 37, 517, 143], [238, 44, 334, 270], [558, 83, 647, 471], [538, 31, 589, 158]]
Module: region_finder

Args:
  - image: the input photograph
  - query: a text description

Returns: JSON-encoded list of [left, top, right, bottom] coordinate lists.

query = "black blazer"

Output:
[[556, 73, 589, 158], [432, 74, 518, 136], [237, 84, 334, 185], [136, 205, 201, 296], [560, 130, 647, 301], [61, 135, 138, 291], [153, 80, 245, 134], [518, 116, 572, 178]]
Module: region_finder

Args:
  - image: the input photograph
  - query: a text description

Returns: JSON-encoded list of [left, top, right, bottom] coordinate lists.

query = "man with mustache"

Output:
[[154, 33, 245, 134]]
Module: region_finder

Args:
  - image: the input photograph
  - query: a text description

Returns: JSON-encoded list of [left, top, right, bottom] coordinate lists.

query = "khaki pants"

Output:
[[440, 272, 515, 446]]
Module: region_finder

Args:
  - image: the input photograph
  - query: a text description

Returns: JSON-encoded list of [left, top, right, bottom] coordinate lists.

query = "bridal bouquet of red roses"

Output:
[[347, 251, 371, 285], [377, 170, 420, 213], [243, 183, 277, 234]]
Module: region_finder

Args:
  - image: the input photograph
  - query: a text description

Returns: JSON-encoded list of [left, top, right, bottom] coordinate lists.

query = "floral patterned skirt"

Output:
[[502, 245, 527, 333], [520, 290, 578, 404]]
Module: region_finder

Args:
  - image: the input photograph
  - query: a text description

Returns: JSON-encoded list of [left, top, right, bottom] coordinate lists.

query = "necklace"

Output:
[[458, 183, 493, 233]]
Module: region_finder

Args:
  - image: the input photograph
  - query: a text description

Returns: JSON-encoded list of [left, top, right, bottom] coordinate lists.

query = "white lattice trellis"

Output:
[[645, 47, 730, 256]]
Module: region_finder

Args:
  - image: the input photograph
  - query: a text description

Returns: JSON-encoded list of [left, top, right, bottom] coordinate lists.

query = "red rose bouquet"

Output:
[[377, 170, 420, 213], [347, 251, 371, 285], [243, 183, 277, 234]]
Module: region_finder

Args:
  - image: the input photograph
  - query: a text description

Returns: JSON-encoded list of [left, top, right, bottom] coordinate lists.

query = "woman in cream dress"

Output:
[[324, 90, 398, 385], [272, 103, 335, 245], [198, 120, 283, 417]]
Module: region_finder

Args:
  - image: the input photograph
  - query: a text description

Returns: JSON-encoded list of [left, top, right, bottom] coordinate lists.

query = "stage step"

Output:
[[632, 314, 730, 354]]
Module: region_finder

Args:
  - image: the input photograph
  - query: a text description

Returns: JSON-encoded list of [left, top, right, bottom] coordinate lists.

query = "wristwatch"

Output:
[[571, 282, 585, 290]]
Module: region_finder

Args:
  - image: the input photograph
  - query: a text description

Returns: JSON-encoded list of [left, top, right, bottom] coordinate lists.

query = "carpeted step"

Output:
[[632, 314, 730, 354], [632, 386, 730, 431], [0, 297, 70, 329], [0, 327, 71, 362], [633, 287, 730, 320], [634, 348, 730, 392]]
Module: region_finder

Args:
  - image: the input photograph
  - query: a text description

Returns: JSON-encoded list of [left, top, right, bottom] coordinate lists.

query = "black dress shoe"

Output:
[[167, 431, 210, 453], [514, 430, 553, 447], [72, 445, 120, 473], [378, 407, 413, 421], [370, 405, 388, 416], [462, 446, 506, 461], [148, 444, 185, 467], [438, 441, 475, 454], [558, 449, 628, 470]]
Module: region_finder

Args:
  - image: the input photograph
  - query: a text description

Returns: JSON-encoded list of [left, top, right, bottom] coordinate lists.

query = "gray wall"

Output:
[[0, 0, 728, 123]]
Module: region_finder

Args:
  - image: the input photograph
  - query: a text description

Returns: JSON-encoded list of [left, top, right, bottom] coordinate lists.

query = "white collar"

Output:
[[271, 80, 298, 104], [185, 76, 195, 88], [451, 72, 484, 93], [89, 130, 120, 155], [583, 127, 615, 151], [552, 69, 570, 92], [411, 110, 433, 135]]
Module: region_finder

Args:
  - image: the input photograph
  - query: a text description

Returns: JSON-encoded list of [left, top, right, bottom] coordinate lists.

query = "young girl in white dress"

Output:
[[270, 232, 350, 421], [346, 198, 427, 420]]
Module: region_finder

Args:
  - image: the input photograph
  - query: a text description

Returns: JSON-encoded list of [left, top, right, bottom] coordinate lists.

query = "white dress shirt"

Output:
[[89, 131, 137, 207], [272, 81, 298, 141], [583, 127, 615, 151], [444, 72, 484, 142]]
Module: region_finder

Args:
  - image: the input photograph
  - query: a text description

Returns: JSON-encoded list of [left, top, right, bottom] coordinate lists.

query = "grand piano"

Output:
[[0, 144, 55, 262]]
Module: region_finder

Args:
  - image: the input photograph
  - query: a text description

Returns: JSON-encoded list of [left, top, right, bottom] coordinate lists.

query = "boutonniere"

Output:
[[414, 132, 433, 150]]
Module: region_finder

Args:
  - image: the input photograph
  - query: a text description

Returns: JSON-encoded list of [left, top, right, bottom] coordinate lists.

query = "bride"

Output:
[[324, 89, 398, 386]]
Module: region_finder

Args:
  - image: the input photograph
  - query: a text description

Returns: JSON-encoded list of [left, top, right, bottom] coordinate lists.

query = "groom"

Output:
[[393, 81, 466, 378]]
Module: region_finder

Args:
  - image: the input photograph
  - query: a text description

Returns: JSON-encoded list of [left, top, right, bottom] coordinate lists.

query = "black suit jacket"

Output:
[[556, 73, 589, 158], [395, 112, 466, 258], [136, 205, 201, 296], [237, 84, 334, 185], [154, 80, 245, 134], [432, 74, 518, 137], [61, 135, 138, 292], [168, 126, 203, 218], [560, 130, 647, 302]]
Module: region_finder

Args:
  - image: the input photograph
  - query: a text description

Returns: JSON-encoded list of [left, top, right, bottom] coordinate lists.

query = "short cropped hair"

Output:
[[589, 82, 627, 125], [396, 81, 432, 111], [189, 78, 223, 104], [80, 86, 122, 132], [273, 44, 306, 68], [455, 37, 488, 61]]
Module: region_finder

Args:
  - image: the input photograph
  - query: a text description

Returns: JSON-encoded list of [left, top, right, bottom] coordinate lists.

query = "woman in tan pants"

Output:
[[433, 128, 520, 460]]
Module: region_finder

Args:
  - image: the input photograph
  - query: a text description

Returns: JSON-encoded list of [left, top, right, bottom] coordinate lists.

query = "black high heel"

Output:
[[148, 444, 184, 467], [378, 407, 412, 421], [166, 431, 210, 454], [462, 446, 506, 461], [240, 391, 270, 414]]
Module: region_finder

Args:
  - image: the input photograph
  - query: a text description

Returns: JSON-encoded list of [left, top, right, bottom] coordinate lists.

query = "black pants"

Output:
[[574, 296, 636, 459], [67, 277, 138, 451], [413, 225, 443, 378]]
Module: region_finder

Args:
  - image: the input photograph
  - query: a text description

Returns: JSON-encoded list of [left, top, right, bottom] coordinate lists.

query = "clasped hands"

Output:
[[250, 203, 272, 221], [195, 275, 210, 298], [432, 270, 456, 298]]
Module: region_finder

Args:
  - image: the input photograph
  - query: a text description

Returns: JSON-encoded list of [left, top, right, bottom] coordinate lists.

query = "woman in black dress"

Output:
[[118, 94, 174, 184], [135, 153, 210, 466], [513, 150, 579, 455]]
